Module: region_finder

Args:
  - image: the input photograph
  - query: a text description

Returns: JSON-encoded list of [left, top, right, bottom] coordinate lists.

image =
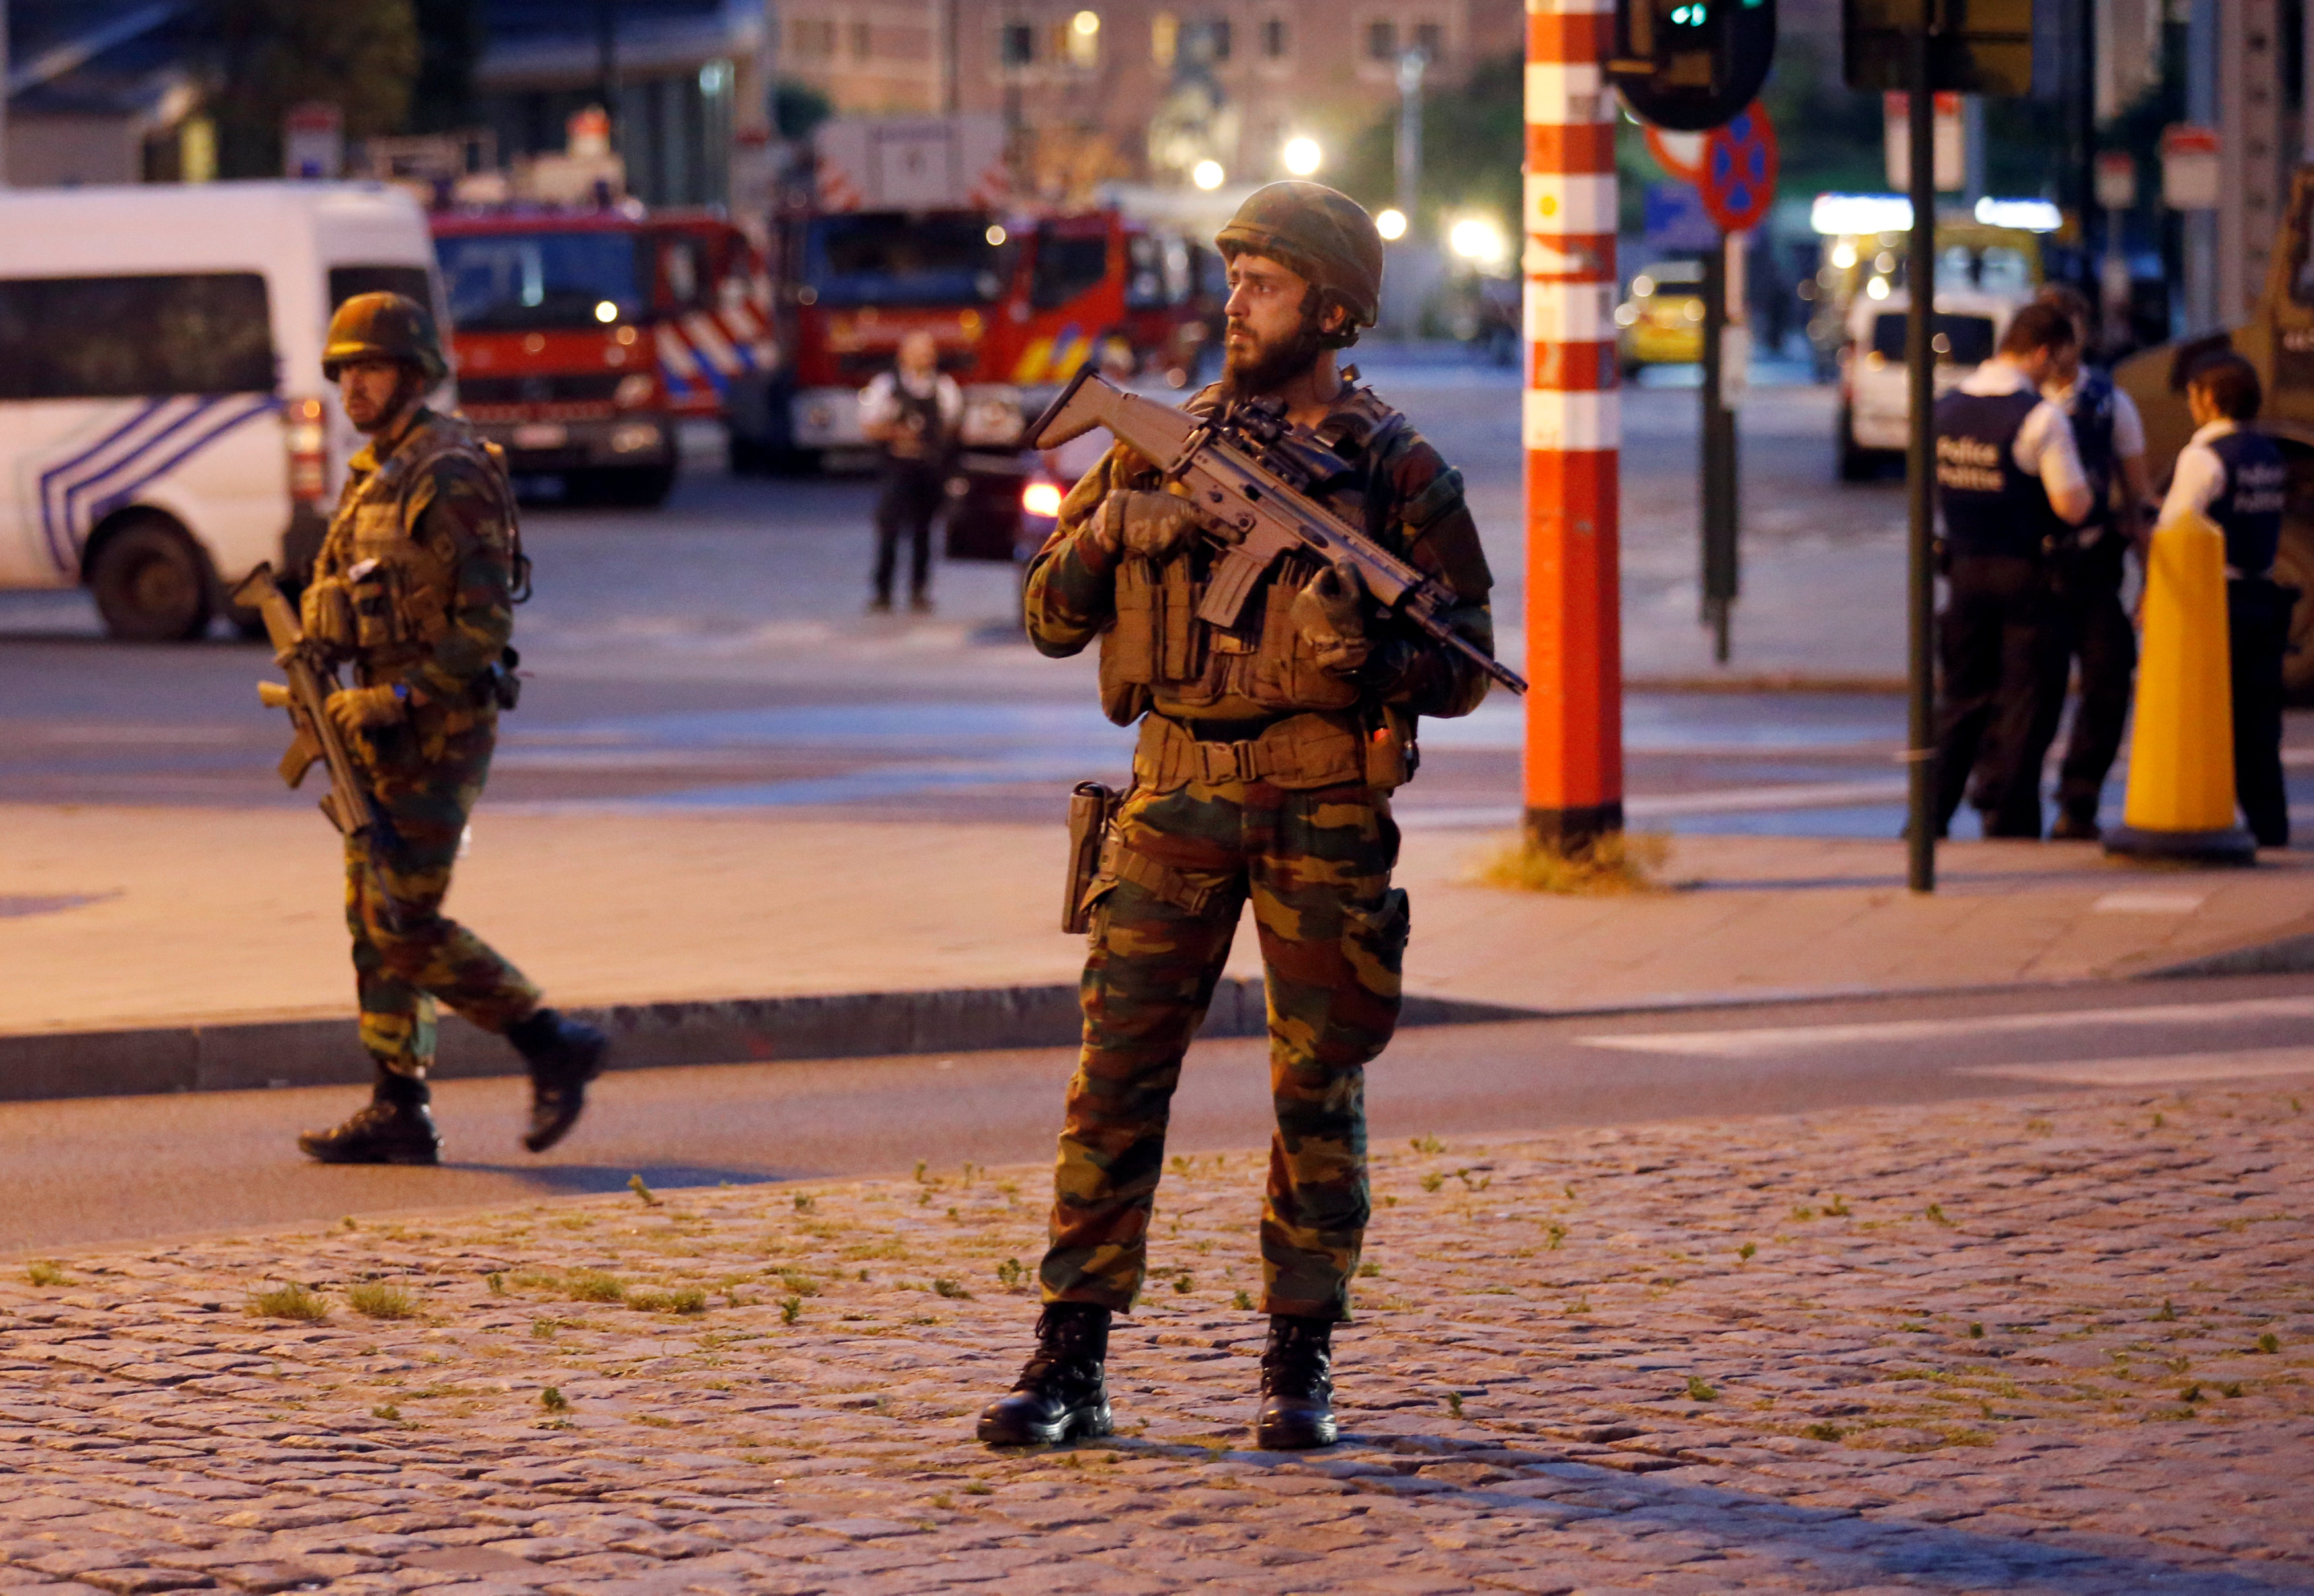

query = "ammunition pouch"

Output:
[[300, 576, 356, 652], [1133, 709, 1367, 792]]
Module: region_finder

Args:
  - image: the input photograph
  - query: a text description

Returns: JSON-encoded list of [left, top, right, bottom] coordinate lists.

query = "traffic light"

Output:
[[1609, 0, 1778, 133]]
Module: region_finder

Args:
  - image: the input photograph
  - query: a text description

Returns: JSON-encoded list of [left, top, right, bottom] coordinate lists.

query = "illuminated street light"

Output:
[[1375, 208, 1408, 241], [1192, 159, 1225, 190], [1281, 136, 1322, 177], [1072, 9, 1099, 33], [986, 224, 1008, 246], [1447, 215, 1508, 271], [594, 300, 619, 323]]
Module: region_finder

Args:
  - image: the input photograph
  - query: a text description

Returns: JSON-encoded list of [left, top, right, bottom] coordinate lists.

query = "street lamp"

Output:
[[1281, 136, 1321, 177], [1192, 159, 1225, 190], [1375, 208, 1408, 241], [1447, 214, 1508, 272]]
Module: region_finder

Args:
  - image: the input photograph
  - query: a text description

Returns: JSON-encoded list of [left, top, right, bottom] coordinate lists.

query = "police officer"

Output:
[[978, 183, 1497, 1451], [2034, 283, 2153, 840], [294, 293, 608, 1165], [1931, 301, 2095, 838], [2156, 352, 2294, 848], [859, 329, 963, 614]]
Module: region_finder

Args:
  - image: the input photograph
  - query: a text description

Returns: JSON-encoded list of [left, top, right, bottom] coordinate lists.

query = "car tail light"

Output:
[[614, 372, 658, 409], [285, 397, 328, 503], [1021, 479, 1064, 519]]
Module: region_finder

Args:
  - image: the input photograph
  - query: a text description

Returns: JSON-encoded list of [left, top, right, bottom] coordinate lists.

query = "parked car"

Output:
[[1838, 287, 2026, 481], [1615, 259, 1706, 373]]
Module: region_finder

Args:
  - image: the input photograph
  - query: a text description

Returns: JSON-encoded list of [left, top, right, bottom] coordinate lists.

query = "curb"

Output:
[[2144, 929, 2314, 980], [0, 982, 1538, 1105]]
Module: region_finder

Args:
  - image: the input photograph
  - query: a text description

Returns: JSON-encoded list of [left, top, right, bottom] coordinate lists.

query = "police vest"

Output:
[[883, 377, 955, 467], [2065, 370, 2119, 529], [1933, 388, 2065, 558], [2207, 430, 2287, 577], [1096, 386, 1419, 725]]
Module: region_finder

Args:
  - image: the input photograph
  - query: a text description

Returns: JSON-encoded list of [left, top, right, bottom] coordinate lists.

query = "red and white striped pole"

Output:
[[1521, 0, 1622, 850]]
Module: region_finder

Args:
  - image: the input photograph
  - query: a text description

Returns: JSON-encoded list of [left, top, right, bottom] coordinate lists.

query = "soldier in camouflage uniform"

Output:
[[978, 184, 1497, 1451], [293, 292, 608, 1166]]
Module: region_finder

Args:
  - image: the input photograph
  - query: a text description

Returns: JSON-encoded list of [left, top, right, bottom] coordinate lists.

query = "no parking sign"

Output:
[[1700, 106, 1778, 235]]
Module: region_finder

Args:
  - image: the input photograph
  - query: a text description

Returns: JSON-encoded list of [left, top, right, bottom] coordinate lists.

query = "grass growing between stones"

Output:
[[249, 1282, 328, 1321], [24, 1260, 67, 1287], [348, 1281, 417, 1320], [1474, 832, 1671, 896]]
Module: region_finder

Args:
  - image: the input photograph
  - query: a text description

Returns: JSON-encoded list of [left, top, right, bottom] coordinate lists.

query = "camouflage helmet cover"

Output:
[[323, 292, 447, 384], [1215, 181, 1386, 345]]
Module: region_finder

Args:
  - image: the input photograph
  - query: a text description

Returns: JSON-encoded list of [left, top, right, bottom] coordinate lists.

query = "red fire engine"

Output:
[[430, 207, 775, 504], [759, 117, 1211, 477]]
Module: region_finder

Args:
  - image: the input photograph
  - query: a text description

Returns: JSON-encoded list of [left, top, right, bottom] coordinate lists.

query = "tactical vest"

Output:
[[1094, 386, 1419, 729], [2063, 370, 2119, 529], [884, 375, 955, 467], [2207, 430, 2287, 577], [319, 411, 523, 680], [1933, 388, 2065, 558]]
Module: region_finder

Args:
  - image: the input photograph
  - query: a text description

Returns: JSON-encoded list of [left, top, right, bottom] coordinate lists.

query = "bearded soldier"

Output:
[[292, 292, 608, 1165], [978, 184, 1497, 1450]]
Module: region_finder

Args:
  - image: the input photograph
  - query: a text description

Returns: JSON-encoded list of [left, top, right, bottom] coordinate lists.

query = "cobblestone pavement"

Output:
[[5, 1083, 2309, 1595]]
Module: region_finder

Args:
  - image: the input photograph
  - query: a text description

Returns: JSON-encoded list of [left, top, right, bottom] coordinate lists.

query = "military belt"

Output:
[[1135, 709, 1365, 791]]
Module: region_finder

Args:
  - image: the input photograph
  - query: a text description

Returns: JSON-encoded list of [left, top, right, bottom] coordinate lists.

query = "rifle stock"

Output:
[[1024, 369, 1527, 695]]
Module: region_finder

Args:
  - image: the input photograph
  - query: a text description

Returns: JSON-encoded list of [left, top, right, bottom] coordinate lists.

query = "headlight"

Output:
[[1021, 479, 1064, 519]]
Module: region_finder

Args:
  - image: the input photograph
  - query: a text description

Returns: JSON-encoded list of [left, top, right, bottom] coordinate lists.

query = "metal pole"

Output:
[[1, 0, 10, 187], [1700, 232, 1737, 662], [1521, 0, 1622, 852], [596, 1, 620, 149], [1905, 23, 1938, 893], [1396, 50, 1426, 228]]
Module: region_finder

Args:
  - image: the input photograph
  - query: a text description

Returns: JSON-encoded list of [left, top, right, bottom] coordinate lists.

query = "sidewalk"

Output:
[[4, 807, 2310, 1042], [1, 1081, 2307, 1592]]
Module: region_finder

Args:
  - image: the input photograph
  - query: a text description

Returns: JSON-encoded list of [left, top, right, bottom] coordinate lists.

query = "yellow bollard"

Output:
[[2106, 508, 2256, 863]]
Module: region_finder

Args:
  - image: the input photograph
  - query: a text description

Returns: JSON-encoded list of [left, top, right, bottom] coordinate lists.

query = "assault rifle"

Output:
[[234, 563, 389, 846], [1024, 368, 1527, 696]]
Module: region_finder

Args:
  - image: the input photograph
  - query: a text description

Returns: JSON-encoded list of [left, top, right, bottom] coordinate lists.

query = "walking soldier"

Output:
[[290, 292, 608, 1165], [977, 184, 1499, 1450]]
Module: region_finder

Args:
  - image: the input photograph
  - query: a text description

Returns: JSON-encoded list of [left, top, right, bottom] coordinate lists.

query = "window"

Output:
[[1367, 19, 1397, 60], [1152, 10, 1177, 65], [1000, 20, 1036, 64], [1064, 9, 1099, 66], [850, 20, 873, 59], [806, 212, 1010, 307], [1207, 17, 1232, 60], [0, 273, 275, 400], [1031, 226, 1110, 309], [1412, 20, 1443, 59], [1261, 16, 1289, 57], [791, 17, 836, 56], [435, 232, 649, 332], [327, 264, 433, 313], [1870, 312, 1996, 367]]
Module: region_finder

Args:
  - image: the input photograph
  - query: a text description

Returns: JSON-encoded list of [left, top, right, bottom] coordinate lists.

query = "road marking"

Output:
[[2093, 890, 2209, 914], [1577, 998, 2314, 1057], [1956, 1048, 2314, 1088]]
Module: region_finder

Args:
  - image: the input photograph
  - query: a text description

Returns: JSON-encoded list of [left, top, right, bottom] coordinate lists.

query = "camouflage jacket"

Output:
[[1023, 378, 1496, 724], [314, 406, 520, 715]]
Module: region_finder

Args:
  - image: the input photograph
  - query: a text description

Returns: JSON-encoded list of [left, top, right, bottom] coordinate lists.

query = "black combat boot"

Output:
[[506, 1008, 608, 1154], [297, 1067, 441, 1166], [977, 1302, 1113, 1445], [1255, 1314, 1339, 1450]]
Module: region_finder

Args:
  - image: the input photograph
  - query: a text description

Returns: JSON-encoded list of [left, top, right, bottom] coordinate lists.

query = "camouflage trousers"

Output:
[[1041, 776, 1410, 1322], [346, 711, 541, 1078]]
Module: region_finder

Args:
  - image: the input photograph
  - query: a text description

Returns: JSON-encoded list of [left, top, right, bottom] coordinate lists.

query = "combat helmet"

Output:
[[1215, 181, 1386, 348], [323, 292, 448, 384]]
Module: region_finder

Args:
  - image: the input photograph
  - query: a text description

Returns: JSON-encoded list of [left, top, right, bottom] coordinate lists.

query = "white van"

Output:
[[0, 182, 449, 639], [1837, 286, 2029, 481]]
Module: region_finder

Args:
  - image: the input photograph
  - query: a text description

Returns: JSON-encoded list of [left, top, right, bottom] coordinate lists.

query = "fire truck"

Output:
[[746, 118, 1211, 495], [430, 207, 776, 505]]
